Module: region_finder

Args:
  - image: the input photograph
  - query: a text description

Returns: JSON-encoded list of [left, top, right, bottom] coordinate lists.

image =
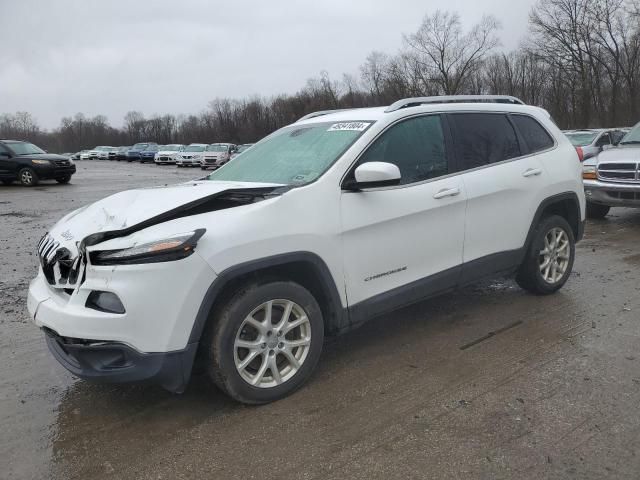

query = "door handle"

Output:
[[433, 187, 461, 199], [522, 168, 542, 178]]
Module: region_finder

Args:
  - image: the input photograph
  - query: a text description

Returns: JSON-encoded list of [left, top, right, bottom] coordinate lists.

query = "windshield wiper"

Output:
[[620, 141, 640, 145]]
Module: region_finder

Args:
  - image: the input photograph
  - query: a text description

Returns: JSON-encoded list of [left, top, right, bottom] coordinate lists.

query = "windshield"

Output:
[[207, 121, 372, 185], [565, 132, 598, 146], [143, 145, 159, 152], [8, 141, 46, 155], [205, 144, 229, 152], [620, 123, 640, 145], [162, 145, 182, 151], [185, 145, 206, 152], [132, 143, 149, 150]]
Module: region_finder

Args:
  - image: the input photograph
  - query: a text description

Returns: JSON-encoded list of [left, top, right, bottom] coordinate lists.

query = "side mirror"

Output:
[[345, 162, 401, 190], [602, 144, 613, 151]]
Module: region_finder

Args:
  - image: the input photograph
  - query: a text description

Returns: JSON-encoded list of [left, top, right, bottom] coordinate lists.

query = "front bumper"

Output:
[[43, 328, 198, 392], [34, 164, 76, 180], [27, 251, 217, 389], [583, 179, 640, 207]]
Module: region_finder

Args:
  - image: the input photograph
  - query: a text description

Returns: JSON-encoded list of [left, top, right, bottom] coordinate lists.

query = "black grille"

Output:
[[606, 191, 640, 201], [54, 159, 70, 167], [598, 162, 639, 182], [37, 233, 82, 286]]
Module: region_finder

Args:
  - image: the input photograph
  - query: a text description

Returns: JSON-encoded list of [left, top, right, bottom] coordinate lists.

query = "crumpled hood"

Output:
[[597, 145, 640, 164], [47, 180, 283, 257]]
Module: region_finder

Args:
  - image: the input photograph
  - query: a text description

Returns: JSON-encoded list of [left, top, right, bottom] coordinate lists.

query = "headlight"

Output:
[[90, 229, 206, 265], [582, 166, 597, 180], [31, 159, 51, 165]]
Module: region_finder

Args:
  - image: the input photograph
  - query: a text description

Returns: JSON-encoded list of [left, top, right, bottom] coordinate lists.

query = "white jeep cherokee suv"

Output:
[[27, 96, 585, 404]]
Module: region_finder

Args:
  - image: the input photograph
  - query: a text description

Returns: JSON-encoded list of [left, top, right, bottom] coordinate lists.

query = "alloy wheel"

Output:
[[539, 227, 570, 284], [233, 299, 311, 388]]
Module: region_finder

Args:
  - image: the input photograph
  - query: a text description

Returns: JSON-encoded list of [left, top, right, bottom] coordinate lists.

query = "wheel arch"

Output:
[[188, 252, 347, 345], [525, 192, 583, 251]]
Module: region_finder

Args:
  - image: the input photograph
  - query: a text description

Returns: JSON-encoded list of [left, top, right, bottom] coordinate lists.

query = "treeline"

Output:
[[2, 0, 639, 153]]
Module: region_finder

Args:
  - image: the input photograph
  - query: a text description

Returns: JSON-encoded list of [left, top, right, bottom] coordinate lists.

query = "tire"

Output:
[[18, 167, 38, 187], [200, 166, 206, 170], [204, 280, 324, 404], [516, 215, 575, 295], [586, 202, 610, 219], [56, 175, 71, 184]]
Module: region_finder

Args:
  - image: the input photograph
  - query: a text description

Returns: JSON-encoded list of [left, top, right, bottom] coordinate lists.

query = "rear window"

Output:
[[451, 113, 521, 170], [511, 115, 554, 153]]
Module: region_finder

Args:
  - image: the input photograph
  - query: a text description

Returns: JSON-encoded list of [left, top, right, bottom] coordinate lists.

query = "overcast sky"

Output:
[[0, 0, 537, 129]]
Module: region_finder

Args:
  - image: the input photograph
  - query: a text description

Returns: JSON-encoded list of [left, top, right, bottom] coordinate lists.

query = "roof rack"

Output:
[[384, 95, 525, 113], [297, 109, 354, 122]]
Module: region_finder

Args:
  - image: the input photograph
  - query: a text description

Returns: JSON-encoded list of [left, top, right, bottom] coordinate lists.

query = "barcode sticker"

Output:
[[327, 122, 371, 132]]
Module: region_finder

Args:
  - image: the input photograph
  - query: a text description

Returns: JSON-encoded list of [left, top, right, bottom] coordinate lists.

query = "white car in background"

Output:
[[98, 146, 118, 160], [176, 143, 207, 167], [200, 143, 236, 170], [79, 150, 91, 160], [154, 144, 184, 165]]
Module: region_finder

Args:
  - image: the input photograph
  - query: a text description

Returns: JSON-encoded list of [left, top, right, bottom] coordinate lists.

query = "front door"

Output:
[[340, 114, 466, 320]]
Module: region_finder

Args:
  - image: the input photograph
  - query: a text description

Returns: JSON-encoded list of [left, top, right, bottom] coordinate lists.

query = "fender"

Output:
[[523, 191, 584, 252], [187, 252, 347, 344]]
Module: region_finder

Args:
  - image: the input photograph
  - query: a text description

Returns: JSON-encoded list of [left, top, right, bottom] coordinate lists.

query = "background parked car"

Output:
[[176, 143, 207, 167], [139, 144, 160, 163], [98, 146, 118, 160], [0, 140, 76, 186], [126, 142, 157, 162], [115, 146, 130, 161], [200, 143, 236, 170], [79, 150, 92, 160], [230, 143, 253, 160], [564, 129, 626, 160], [582, 121, 640, 218], [154, 144, 184, 164]]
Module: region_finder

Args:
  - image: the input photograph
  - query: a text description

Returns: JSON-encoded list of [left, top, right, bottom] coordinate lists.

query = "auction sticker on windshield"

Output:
[[327, 122, 371, 132]]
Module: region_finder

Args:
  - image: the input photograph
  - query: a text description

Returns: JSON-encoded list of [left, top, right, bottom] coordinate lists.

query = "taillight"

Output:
[[575, 146, 584, 162]]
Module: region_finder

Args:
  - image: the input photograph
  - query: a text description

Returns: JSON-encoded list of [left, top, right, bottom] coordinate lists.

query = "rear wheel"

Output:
[[204, 281, 324, 404], [18, 168, 38, 187], [516, 215, 575, 295], [586, 202, 610, 219]]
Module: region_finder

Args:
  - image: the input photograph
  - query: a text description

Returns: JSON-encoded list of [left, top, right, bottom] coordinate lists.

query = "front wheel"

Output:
[[18, 167, 38, 186], [204, 281, 324, 404], [56, 175, 71, 184], [516, 215, 575, 295], [586, 202, 610, 219]]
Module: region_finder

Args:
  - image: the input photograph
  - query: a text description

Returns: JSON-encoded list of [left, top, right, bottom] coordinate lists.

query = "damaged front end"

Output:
[[30, 182, 287, 392]]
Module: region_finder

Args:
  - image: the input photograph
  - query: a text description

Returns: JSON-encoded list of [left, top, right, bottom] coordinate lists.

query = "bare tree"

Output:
[[405, 11, 501, 95]]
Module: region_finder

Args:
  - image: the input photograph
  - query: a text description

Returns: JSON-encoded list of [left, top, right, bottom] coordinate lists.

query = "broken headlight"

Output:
[[90, 229, 206, 265]]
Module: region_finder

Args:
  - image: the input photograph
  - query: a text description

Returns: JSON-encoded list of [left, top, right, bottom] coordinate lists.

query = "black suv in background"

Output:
[[0, 140, 76, 186]]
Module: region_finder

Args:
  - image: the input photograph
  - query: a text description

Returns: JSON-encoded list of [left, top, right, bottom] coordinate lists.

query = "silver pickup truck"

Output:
[[582, 122, 640, 218]]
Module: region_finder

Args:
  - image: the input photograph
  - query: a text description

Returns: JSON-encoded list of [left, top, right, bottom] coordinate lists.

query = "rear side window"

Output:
[[451, 113, 520, 170], [511, 115, 554, 153]]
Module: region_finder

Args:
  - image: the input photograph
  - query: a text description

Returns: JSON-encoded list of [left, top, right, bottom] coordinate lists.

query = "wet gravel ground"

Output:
[[1, 161, 639, 479]]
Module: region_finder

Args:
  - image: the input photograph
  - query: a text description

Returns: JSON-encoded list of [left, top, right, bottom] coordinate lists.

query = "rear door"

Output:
[[340, 114, 466, 316], [449, 112, 553, 282], [0, 144, 14, 177]]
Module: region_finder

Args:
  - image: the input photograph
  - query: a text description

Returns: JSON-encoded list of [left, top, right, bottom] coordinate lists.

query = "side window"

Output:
[[451, 113, 520, 170], [0, 144, 10, 156], [355, 115, 448, 185], [511, 115, 554, 153], [596, 133, 611, 147]]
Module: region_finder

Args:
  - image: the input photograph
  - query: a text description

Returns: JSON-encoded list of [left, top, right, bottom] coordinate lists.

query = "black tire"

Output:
[[516, 215, 575, 295], [204, 280, 324, 404], [56, 175, 71, 184], [586, 202, 610, 219], [18, 167, 38, 187], [200, 166, 206, 170]]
